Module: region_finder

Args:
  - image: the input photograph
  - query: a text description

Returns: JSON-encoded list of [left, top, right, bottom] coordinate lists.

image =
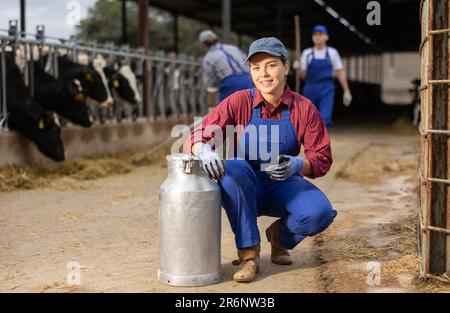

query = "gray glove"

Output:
[[265, 155, 304, 181], [194, 144, 225, 181]]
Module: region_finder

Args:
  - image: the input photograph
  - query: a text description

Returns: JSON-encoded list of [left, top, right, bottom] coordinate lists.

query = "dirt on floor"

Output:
[[0, 117, 449, 293]]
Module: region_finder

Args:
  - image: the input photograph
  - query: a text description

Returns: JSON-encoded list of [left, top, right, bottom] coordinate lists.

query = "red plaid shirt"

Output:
[[184, 85, 332, 178]]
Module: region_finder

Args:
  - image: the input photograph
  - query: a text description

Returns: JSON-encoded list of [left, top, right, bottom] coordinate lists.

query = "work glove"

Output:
[[343, 91, 352, 107], [265, 155, 304, 181], [194, 144, 225, 181]]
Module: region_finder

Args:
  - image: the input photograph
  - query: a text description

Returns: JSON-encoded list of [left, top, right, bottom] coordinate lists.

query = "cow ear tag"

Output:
[[38, 118, 45, 129], [113, 80, 120, 88], [75, 93, 85, 102]]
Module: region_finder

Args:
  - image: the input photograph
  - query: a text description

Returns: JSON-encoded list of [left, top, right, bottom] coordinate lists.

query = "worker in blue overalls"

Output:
[[295, 25, 352, 128], [199, 30, 253, 107], [187, 37, 336, 283]]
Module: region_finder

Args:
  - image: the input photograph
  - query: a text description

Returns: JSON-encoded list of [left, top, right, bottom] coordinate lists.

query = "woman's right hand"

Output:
[[193, 143, 225, 181]]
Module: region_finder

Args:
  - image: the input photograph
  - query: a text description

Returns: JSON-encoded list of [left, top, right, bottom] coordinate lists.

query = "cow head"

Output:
[[35, 112, 65, 161], [107, 64, 141, 106], [8, 111, 65, 162], [78, 67, 110, 105], [64, 79, 93, 127]]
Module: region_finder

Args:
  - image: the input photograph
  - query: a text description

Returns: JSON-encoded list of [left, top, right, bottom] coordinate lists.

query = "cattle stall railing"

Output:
[[0, 31, 207, 129]]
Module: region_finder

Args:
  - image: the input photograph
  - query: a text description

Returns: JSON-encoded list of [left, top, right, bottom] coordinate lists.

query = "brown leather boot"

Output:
[[265, 220, 293, 265], [232, 244, 260, 283]]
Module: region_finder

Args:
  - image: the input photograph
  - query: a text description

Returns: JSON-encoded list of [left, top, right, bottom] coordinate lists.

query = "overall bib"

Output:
[[218, 45, 253, 102], [219, 88, 337, 249], [303, 48, 335, 127]]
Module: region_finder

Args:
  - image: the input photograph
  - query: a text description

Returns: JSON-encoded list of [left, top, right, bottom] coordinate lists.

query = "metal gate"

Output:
[[418, 0, 450, 283]]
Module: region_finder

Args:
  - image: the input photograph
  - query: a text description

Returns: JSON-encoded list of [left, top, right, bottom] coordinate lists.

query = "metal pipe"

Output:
[[222, 0, 231, 43], [0, 35, 201, 65], [20, 0, 25, 37], [173, 14, 179, 54], [424, 273, 450, 283], [0, 44, 7, 124], [121, 0, 128, 44], [425, 225, 450, 235]]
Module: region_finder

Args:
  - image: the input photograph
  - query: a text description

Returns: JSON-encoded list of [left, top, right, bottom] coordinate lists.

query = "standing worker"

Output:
[[199, 30, 254, 106], [185, 37, 337, 283], [296, 25, 352, 127]]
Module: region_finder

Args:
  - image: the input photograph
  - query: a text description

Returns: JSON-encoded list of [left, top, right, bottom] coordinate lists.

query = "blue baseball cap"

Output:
[[312, 25, 328, 34], [245, 37, 288, 63]]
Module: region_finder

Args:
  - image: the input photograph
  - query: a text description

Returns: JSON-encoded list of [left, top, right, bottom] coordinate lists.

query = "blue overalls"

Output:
[[219, 88, 337, 249], [217, 44, 253, 102], [303, 48, 335, 127]]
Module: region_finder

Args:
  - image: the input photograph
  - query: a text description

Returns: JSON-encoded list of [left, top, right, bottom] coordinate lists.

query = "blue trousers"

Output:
[[219, 159, 337, 249], [303, 82, 335, 127]]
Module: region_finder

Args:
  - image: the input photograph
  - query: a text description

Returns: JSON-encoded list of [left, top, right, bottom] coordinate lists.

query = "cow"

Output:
[[57, 55, 113, 109], [103, 63, 142, 121], [33, 61, 93, 127], [4, 53, 65, 162]]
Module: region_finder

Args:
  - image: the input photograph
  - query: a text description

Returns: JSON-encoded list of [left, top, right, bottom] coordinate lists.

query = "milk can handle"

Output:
[[182, 159, 192, 174]]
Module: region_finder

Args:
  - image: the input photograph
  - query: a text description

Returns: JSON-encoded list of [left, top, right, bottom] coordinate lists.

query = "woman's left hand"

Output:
[[265, 155, 304, 181]]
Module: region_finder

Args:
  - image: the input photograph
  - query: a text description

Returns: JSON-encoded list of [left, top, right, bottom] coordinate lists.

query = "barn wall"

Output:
[[0, 116, 193, 166]]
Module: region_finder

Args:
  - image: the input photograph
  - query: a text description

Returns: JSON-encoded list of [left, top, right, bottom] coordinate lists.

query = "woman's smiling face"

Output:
[[249, 53, 289, 96]]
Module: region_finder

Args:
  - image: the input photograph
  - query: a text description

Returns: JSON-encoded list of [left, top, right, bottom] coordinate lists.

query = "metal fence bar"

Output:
[[424, 273, 450, 283], [0, 44, 7, 126], [425, 225, 450, 235], [0, 33, 206, 128], [428, 79, 450, 84], [427, 177, 450, 184]]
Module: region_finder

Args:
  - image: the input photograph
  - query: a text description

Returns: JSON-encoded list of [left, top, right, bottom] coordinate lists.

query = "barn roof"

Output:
[[136, 0, 420, 55]]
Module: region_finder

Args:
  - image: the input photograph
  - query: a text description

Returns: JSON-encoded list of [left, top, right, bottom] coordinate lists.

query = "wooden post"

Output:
[[429, 0, 448, 274], [139, 0, 149, 117], [294, 15, 301, 93]]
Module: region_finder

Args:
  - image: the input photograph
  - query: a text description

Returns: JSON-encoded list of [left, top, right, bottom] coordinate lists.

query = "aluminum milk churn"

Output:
[[158, 153, 222, 286]]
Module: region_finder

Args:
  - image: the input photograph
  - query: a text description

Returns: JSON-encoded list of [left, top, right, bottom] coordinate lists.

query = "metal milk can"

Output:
[[158, 153, 222, 286]]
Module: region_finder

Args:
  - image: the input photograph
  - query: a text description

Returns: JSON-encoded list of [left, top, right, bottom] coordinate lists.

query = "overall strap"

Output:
[[219, 44, 246, 74], [325, 47, 331, 61], [250, 88, 262, 118]]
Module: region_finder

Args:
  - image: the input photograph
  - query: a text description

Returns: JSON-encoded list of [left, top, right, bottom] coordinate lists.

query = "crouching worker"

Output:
[[184, 37, 337, 283]]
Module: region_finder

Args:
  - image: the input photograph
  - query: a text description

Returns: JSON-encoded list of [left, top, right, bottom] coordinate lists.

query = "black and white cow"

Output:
[[33, 61, 93, 127], [4, 53, 65, 162], [57, 55, 113, 108], [103, 63, 142, 121]]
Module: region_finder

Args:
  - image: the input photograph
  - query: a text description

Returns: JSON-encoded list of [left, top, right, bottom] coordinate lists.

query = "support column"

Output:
[[121, 0, 128, 44], [20, 0, 25, 37], [277, 0, 283, 38], [173, 14, 179, 54], [139, 0, 149, 117], [222, 0, 231, 43]]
